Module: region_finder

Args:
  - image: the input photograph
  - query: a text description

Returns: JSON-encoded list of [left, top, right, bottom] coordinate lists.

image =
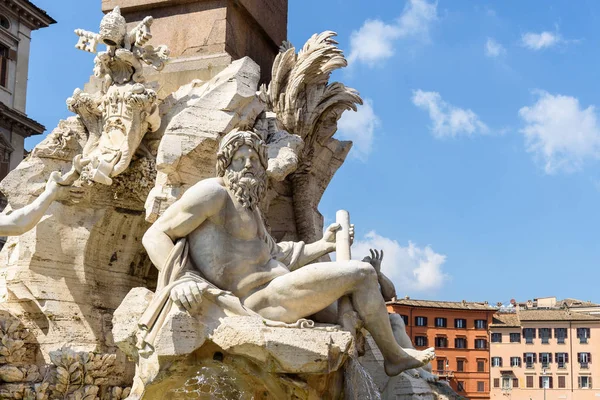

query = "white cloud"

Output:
[[351, 231, 449, 293], [347, 0, 437, 66], [337, 99, 379, 160], [521, 31, 560, 50], [412, 90, 489, 138], [485, 37, 506, 57], [518, 91, 600, 174]]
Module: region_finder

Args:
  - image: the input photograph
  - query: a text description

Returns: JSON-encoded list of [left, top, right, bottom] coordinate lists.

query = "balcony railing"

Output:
[[434, 369, 454, 378], [526, 362, 534, 369], [558, 362, 566, 369], [580, 362, 589, 369], [579, 338, 589, 344], [525, 337, 534, 344]]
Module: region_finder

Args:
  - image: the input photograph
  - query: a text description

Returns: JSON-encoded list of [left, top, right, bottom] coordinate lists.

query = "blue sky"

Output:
[[24, 1, 600, 305]]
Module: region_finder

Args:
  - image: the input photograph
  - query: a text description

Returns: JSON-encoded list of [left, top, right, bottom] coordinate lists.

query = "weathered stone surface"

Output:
[[212, 316, 352, 374], [265, 129, 304, 181], [144, 56, 264, 222], [113, 287, 155, 358]]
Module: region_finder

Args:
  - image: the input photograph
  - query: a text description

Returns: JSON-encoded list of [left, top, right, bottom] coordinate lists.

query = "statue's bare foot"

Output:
[[384, 347, 435, 376]]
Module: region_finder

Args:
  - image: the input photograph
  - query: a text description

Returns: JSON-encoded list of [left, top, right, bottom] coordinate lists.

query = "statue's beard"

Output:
[[224, 168, 267, 210]]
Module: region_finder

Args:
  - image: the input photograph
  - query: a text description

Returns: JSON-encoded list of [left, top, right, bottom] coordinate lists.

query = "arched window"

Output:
[[0, 15, 9, 30]]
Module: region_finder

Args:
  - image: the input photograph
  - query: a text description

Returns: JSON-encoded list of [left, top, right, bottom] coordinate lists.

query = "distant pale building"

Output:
[[490, 297, 600, 399], [0, 0, 54, 188], [388, 298, 497, 399]]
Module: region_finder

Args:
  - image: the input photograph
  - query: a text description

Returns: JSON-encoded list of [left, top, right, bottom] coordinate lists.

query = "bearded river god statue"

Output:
[[111, 130, 435, 398], [0, 4, 464, 395]]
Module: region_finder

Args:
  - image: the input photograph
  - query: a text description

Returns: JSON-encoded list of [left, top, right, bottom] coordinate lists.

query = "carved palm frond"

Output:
[[266, 31, 362, 149], [264, 31, 363, 244]]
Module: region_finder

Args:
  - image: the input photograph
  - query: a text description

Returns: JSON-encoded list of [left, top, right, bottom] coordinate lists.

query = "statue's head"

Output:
[[216, 130, 268, 210]]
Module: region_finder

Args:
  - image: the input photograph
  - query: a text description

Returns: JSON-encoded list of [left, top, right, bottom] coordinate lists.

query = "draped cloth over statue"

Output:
[[136, 229, 306, 350]]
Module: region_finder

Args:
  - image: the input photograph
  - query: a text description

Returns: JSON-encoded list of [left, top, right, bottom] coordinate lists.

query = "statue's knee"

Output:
[[349, 260, 377, 281]]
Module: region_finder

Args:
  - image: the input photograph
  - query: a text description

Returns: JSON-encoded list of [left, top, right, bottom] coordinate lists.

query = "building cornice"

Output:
[[0, 102, 44, 136], [1, 0, 55, 30]]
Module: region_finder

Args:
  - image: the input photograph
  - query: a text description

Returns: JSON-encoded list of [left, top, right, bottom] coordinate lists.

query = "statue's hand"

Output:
[[170, 281, 209, 312], [362, 249, 383, 275], [322, 223, 355, 249], [46, 172, 85, 203]]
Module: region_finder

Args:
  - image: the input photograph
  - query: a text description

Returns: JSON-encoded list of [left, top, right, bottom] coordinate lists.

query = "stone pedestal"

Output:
[[101, 0, 287, 93]]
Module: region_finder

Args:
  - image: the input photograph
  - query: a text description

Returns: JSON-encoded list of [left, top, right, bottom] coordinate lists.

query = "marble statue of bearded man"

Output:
[[139, 130, 434, 376]]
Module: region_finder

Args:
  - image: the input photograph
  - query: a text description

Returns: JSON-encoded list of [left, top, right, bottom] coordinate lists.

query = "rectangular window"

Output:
[[477, 381, 485, 392], [491, 357, 502, 367], [540, 352, 552, 368], [0, 44, 7, 88], [475, 319, 487, 329], [510, 332, 521, 343], [477, 360, 485, 372], [437, 359, 445, 371], [556, 352, 568, 368], [577, 328, 590, 344], [457, 381, 465, 392], [474, 339, 487, 349], [579, 376, 592, 389], [435, 317, 447, 327], [502, 377, 511, 389], [400, 314, 409, 326], [578, 352, 591, 369], [524, 352, 536, 368], [539, 328, 551, 344], [493, 378, 499, 388], [456, 359, 464, 372], [512, 378, 519, 388], [415, 316, 427, 326], [540, 376, 551, 389], [455, 318, 466, 328], [558, 376, 566, 389], [435, 337, 447, 348], [491, 333, 502, 343], [415, 336, 428, 347], [526, 376, 534, 388], [510, 356, 521, 367], [455, 337, 467, 349], [555, 328, 567, 344], [523, 328, 536, 344]]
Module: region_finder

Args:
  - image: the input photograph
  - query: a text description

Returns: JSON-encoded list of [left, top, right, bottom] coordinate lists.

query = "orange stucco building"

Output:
[[388, 298, 497, 399]]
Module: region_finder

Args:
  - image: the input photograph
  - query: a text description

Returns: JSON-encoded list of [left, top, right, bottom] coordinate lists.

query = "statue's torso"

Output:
[[187, 192, 288, 298]]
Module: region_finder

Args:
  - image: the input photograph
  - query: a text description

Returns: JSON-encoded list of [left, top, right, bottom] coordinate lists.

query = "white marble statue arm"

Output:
[[291, 222, 355, 268], [0, 172, 83, 236], [142, 179, 227, 271]]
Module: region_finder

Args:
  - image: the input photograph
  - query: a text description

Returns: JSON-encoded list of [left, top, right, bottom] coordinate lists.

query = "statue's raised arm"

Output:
[[0, 172, 83, 236]]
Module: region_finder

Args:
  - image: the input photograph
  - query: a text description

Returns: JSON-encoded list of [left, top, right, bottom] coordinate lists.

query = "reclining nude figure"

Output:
[[141, 130, 435, 376]]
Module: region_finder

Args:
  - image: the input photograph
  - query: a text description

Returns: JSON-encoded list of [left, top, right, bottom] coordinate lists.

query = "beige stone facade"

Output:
[[0, 1, 53, 182], [490, 300, 600, 400]]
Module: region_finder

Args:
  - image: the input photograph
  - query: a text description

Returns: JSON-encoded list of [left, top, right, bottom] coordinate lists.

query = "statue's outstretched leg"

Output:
[[242, 259, 435, 376]]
